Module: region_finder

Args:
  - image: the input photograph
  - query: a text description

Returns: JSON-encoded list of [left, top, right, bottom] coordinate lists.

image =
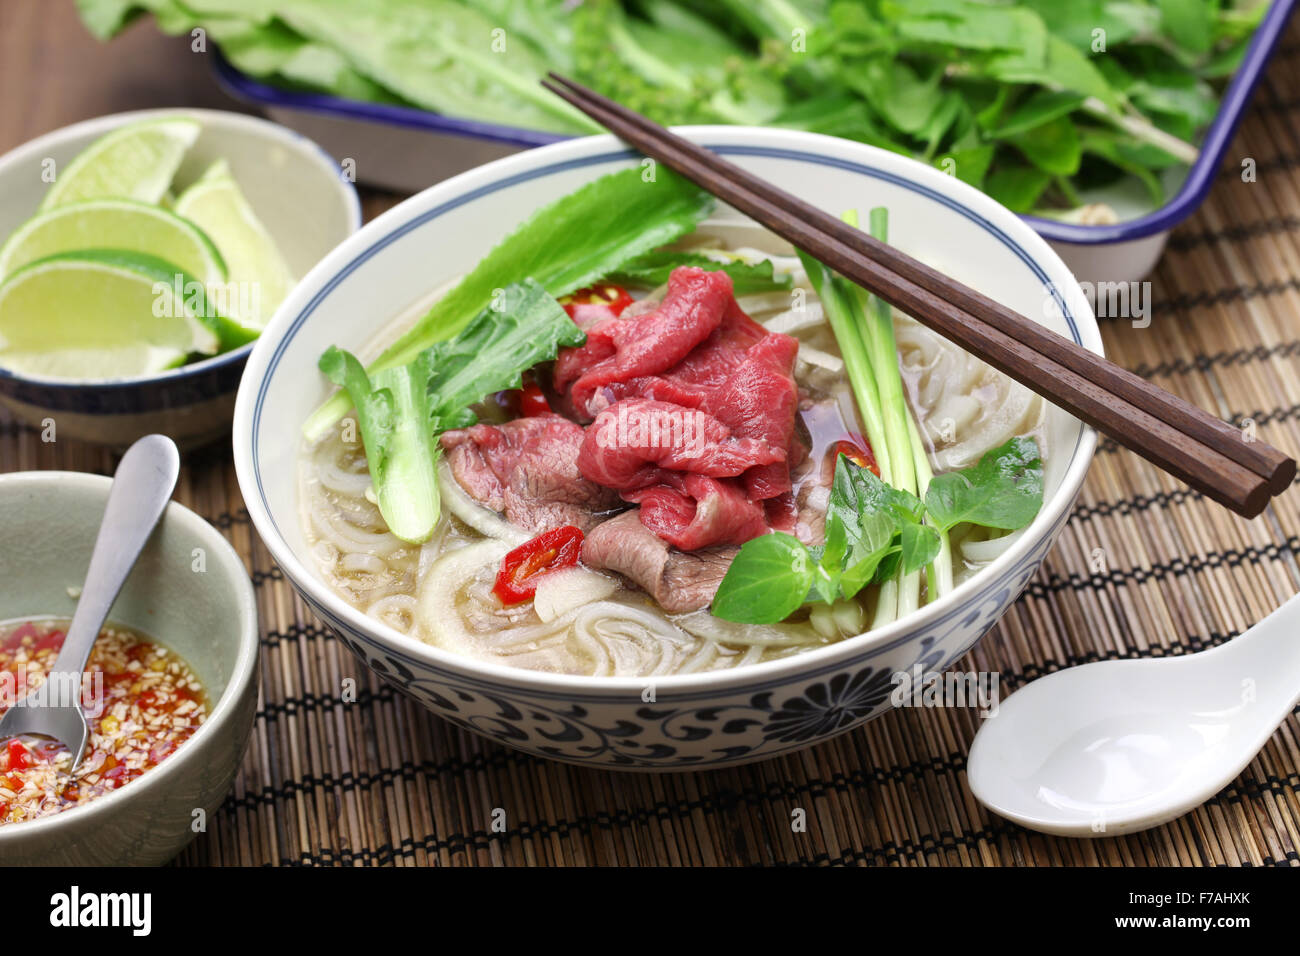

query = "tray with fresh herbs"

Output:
[[77, 0, 1275, 220]]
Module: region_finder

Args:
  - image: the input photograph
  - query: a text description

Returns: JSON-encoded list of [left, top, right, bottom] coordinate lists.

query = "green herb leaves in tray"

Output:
[[713, 438, 1044, 626], [80, 0, 1275, 219]]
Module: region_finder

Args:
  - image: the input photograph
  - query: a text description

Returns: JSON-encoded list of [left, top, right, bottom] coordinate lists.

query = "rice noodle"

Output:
[[315, 459, 374, 496], [797, 344, 844, 372], [366, 594, 417, 632], [763, 301, 825, 334], [674, 611, 829, 647], [571, 603, 697, 677], [960, 526, 1028, 564], [736, 291, 797, 314], [896, 315, 1044, 468], [415, 540, 578, 656], [436, 460, 528, 545], [309, 499, 405, 556]]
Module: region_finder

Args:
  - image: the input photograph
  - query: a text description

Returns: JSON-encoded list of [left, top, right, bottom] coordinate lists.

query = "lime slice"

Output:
[[0, 199, 227, 287], [173, 159, 294, 339], [40, 117, 202, 212], [0, 250, 219, 380]]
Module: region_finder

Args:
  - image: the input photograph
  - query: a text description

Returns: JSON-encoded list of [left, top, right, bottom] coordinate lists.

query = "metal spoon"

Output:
[[0, 434, 180, 771], [967, 592, 1300, 836]]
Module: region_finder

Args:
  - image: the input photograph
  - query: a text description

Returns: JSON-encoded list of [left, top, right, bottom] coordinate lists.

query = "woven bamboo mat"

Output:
[[6, 52, 1300, 873]]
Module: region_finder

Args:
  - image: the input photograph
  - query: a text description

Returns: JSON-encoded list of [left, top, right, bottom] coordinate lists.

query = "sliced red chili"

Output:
[[33, 628, 65, 653], [831, 438, 880, 477], [6, 740, 31, 772], [2, 622, 35, 652], [559, 283, 634, 324], [517, 382, 551, 417], [492, 525, 584, 605]]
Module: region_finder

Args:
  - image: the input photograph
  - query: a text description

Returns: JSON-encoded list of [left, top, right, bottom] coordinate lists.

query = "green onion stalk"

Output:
[[801, 207, 955, 626], [908, 412, 953, 601], [842, 209, 918, 624], [796, 238, 897, 623]]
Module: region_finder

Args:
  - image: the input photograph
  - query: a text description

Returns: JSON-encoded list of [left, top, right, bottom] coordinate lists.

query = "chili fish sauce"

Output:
[[0, 618, 207, 825]]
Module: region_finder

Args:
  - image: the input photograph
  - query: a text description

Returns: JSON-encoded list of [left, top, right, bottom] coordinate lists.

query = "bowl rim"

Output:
[[0, 106, 363, 392], [0, 470, 260, 841], [233, 125, 1099, 697]]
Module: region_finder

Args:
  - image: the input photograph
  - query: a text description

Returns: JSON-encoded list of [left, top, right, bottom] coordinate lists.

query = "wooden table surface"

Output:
[[1, 2, 253, 151]]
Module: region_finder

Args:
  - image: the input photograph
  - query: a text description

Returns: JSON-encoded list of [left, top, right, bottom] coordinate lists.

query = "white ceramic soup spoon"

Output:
[[967, 592, 1300, 837]]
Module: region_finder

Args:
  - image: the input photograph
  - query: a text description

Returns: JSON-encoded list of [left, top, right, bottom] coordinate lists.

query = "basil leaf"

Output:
[[991, 35, 1121, 111], [825, 454, 942, 596], [814, 514, 849, 604], [842, 60, 946, 136], [989, 90, 1087, 139], [884, 1, 1048, 58], [713, 533, 816, 625], [1006, 114, 1082, 176], [901, 521, 942, 575], [1020, 0, 1143, 51], [871, 549, 904, 587], [925, 437, 1044, 533], [1157, 0, 1214, 57], [828, 456, 915, 555], [1082, 131, 1166, 205], [984, 163, 1053, 213], [933, 143, 996, 189], [841, 543, 897, 599]]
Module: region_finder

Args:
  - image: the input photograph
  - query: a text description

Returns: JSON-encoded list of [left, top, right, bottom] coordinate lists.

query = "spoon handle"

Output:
[[49, 435, 181, 680]]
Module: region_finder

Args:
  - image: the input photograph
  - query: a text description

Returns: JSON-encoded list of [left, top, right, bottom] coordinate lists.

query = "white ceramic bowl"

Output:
[[0, 108, 362, 449], [0, 471, 258, 864], [233, 128, 1098, 769]]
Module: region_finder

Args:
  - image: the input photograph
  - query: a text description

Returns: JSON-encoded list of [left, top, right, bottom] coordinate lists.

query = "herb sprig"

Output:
[[712, 438, 1044, 626]]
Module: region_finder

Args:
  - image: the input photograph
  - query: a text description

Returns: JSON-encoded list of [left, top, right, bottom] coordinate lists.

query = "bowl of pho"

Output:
[[233, 127, 1098, 769]]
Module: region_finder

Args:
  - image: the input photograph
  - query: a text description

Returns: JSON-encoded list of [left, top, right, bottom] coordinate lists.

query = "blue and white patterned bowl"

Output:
[[0, 109, 361, 449], [233, 128, 1099, 769]]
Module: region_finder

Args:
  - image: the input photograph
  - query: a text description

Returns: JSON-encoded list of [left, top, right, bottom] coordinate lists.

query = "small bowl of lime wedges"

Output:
[[0, 109, 361, 449]]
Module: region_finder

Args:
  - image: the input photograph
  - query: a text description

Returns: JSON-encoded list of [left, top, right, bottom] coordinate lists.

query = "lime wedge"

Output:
[[173, 159, 295, 337], [0, 199, 227, 287], [40, 117, 202, 211], [0, 250, 219, 380]]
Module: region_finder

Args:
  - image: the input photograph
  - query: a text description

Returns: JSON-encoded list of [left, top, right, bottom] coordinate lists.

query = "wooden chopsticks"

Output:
[[542, 73, 1296, 519]]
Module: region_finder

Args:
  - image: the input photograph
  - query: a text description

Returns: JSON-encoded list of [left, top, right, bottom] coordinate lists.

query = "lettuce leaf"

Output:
[[304, 166, 714, 440]]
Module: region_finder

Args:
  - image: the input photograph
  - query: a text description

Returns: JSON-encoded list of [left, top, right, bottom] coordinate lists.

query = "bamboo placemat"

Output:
[[6, 49, 1300, 872]]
